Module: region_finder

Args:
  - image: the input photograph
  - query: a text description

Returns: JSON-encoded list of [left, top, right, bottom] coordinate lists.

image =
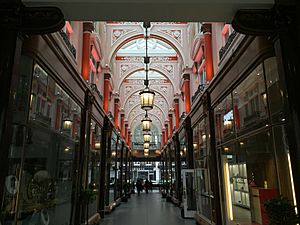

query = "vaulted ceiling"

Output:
[[103, 22, 189, 140]]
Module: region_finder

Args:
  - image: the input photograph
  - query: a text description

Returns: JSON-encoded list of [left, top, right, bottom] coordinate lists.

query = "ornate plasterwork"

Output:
[[107, 22, 142, 25], [120, 64, 139, 76], [111, 29, 137, 45], [115, 56, 177, 62], [130, 112, 163, 130], [122, 85, 171, 110], [158, 29, 182, 45], [152, 64, 174, 77], [127, 104, 166, 122], [123, 79, 169, 85]]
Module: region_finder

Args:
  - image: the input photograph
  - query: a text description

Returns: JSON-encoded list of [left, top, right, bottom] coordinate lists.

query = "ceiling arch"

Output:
[[117, 67, 175, 93], [129, 112, 164, 130], [126, 103, 167, 122], [108, 34, 184, 67], [122, 88, 171, 110]]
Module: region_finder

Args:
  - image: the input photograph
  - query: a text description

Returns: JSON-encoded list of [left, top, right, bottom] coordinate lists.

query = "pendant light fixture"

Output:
[[143, 131, 151, 142], [144, 142, 150, 149], [139, 22, 155, 111], [141, 111, 152, 132]]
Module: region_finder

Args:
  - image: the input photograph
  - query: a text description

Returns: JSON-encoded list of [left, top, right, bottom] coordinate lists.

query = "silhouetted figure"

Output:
[[136, 179, 143, 196], [149, 180, 153, 192], [144, 179, 150, 194]]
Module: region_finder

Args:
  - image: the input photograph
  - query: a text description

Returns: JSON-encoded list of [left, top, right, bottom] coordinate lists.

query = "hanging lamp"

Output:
[[141, 111, 152, 132], [144, 142, 150, 149], [139, 21, 155, 111], [143, 131, 151, 142]]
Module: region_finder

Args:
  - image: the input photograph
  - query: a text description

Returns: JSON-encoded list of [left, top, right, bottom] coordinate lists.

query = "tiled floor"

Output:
[[100, 192, 196, 225]]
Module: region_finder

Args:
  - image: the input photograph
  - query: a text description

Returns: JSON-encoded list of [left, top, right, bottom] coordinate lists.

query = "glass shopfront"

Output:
[[87, 120, 102, 218], [193, 117, 214, 222], [109, 132, 118, 204], [1, 63, 81, 225], [215, 57, 295, 225]]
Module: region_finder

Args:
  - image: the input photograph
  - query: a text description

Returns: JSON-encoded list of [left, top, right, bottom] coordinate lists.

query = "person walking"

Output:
[[136, 179, 143, 196], [144, 179, 150, 194]]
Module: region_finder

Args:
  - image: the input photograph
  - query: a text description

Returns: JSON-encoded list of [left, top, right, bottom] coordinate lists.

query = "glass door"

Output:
[[181, 169, 196, 218]]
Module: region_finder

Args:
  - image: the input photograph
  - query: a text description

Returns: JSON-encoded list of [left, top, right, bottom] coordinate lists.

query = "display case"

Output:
[[229, 163, 250, 208]]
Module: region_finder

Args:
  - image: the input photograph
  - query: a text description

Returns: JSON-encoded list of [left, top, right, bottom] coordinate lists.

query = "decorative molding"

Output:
[[158, 29, 182, 45], [115, 56, 177, 62], [120, 64, 138, 76], [111, 28, 137, 45]]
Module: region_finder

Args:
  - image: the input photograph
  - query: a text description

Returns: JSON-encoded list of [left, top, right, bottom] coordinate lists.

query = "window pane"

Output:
[[220, 131, 279, 225], [264, 57, 285, 123], [6, 63, 81, 225], [233, 64, 268, 134], [215, 94, 234, 144]]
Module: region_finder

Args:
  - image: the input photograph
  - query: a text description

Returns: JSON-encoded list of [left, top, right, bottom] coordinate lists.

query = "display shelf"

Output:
[[229, 163, 250, 209]]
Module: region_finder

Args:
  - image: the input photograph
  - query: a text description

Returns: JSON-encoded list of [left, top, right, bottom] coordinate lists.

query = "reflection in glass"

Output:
[[2, 63, 81, 225], [233, 64, 268, 134]]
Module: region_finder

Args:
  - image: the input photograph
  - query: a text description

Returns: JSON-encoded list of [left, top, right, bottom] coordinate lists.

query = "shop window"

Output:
[[233, 64, 269, 134], [193, 118, 214, 222], [264, 57, 285, 123], [109, 133, 118, 205], [215, 94, 235, 144], [88, 120, 102, 218], [2, 62, 81, 225], [220, 131, 280, 225]]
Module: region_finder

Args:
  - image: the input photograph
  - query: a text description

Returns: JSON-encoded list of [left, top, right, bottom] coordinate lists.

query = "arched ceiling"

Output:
[[130, 112, 163, 131], [111, 23, 184, 138]]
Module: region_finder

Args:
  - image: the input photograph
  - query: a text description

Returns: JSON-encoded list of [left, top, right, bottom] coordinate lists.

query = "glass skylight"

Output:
[[128, 70, 165, 79], [117, 38, 176, 57]]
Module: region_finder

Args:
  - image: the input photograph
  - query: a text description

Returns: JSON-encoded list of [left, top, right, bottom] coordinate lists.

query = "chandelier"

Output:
[[139, 22, 155, 111]]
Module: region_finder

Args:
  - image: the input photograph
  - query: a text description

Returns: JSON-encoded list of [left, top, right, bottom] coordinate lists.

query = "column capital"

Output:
[[114, 98, 120, 103], [104, 73, 111, 80], [182, 73, 190, 80], [83, 21, 94, 33], [201, 23, 212, 34]]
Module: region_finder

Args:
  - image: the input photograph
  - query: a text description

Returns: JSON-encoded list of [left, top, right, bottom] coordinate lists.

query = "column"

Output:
[[120, 141, 124, 198], [99, 117, 109, 217], [114, 98, 120, 128], [165, 123, 169, 142], [183, 74, 191, 113], [125, 123, 128, 143], [174, 98, 180, 129], [128, 130, 131, 148], [103, 73, 111, 113], [120, 113, 125, 138], [169, 113, 173, 136], [81, 22, 94, 81], [162, 131, 165, 147], [202, 23, 214, 82]]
